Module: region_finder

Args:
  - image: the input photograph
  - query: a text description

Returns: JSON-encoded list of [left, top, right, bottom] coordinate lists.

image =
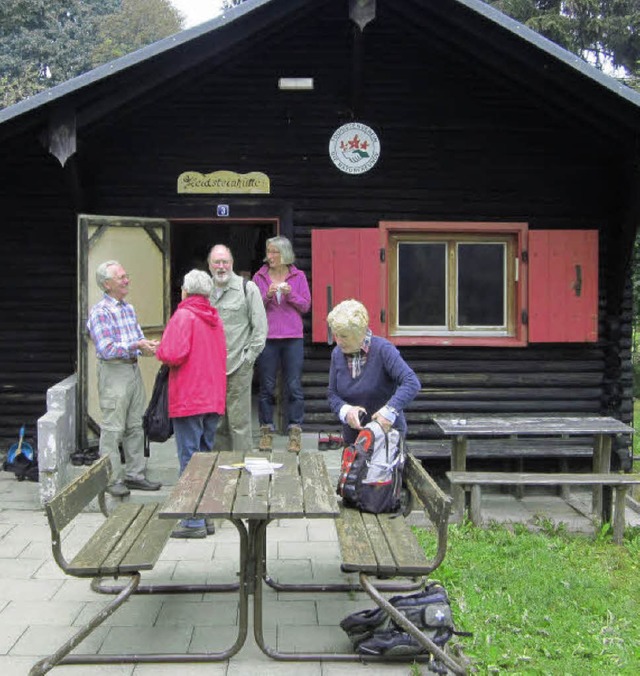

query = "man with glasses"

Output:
[[208, 244, 267, 451], [87, 260, 162, 497]]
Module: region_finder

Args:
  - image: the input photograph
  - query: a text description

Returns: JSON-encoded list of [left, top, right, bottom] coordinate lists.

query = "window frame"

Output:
[[380, 221, 528, 347]]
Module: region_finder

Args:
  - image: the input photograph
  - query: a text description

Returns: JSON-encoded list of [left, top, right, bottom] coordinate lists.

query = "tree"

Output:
[[222, 1, 247, 9], [0, 0, 183, 110], [91, 0, 182, 65], [488, 1, 640, 88]]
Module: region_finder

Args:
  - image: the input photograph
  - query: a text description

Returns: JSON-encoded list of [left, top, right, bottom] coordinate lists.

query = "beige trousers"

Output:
[[97, 360, 147, 484]]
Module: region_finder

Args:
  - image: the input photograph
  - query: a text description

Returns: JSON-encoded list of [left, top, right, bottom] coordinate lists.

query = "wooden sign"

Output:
[[177, 170, 270, 194]]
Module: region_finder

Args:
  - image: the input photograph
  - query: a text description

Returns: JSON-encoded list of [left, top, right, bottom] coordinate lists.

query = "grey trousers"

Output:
[[213, 360, 255, 452], [97, 360, 147, 484]]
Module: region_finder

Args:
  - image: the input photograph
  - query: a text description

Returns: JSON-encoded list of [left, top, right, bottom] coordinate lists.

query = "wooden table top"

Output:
[[432, 415, 634, 436], [159, 451, 340, 521]]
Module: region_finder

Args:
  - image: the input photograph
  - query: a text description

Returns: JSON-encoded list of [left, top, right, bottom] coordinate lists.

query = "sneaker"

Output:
[[287, 425, 302, 453], [106, 482, 130, 498], [171, 525, 207, 539], [259, 425, 273, 452], [205, 518, 216, 535]]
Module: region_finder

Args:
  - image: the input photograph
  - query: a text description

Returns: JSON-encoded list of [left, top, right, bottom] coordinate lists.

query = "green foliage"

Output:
[[415, 522, 640, 673], [0, 0, 183, 109], [488, 0, 640, 89], [91, 0, 182, 66]]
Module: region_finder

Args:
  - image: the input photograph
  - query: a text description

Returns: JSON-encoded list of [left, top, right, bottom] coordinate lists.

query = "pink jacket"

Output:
[[157, 295, 226, 418], [252, 264, 311, 339]]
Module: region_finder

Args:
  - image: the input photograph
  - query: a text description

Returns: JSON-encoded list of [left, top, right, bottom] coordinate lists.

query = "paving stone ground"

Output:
[[1, 431, 638, 676]]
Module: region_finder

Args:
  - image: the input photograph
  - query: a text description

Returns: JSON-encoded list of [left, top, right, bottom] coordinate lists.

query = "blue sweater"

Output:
[[327, 336, 421, 444]]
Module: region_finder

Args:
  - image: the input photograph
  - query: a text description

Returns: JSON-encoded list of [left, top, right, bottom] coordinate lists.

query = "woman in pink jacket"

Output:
[[157, 269, 226, 538]]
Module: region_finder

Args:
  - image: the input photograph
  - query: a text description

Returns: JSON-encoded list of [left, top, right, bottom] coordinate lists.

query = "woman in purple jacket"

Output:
[[252, 236, 311, 453], [327, 299, 420, 446]]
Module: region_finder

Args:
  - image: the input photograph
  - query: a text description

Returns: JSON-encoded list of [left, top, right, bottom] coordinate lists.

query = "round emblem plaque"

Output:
[[328, 122, 381, 174]]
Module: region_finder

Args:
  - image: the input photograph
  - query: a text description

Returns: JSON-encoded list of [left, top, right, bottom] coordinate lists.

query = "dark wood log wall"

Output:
[[0, 0, 635, 460], [0, 133, 76, 451]]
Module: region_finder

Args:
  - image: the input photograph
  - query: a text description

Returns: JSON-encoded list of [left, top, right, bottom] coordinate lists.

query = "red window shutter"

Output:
[[311, 229, 382, 343], [528, 230, 598, 342]]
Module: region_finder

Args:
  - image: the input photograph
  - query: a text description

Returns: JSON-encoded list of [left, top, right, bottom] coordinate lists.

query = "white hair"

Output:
[[96, 260, 120, 290], [183, 269, 213, 296], [327, 299, 369, 334]]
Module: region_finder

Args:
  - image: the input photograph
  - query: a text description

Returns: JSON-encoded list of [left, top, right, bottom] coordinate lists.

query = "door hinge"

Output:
[[521, 309, 528, 325], [521, 250, 528, 264], [380, 309, 386, 323], [380, 248, 385, 263]]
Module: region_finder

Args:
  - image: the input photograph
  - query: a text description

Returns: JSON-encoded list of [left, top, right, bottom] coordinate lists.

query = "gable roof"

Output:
[[1, 0, 639, 136]]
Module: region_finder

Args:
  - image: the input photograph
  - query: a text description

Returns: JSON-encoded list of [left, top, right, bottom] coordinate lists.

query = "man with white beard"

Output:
[[208, 244, 267, 451]]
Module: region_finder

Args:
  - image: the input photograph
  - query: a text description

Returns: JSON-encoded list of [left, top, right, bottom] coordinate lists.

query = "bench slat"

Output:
[[120, 504, 176, 571], [336, 506, 378, 573], [68, 503, 144, 575], [447, 471, 640, 486], [361, 511, 398, 574], [46, 456, 112, 533], [377, 513, 429, 574]]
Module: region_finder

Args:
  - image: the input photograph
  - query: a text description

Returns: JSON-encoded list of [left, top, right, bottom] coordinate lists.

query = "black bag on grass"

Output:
[[142, 364, 172, 456], [340, 582, 471, 671]]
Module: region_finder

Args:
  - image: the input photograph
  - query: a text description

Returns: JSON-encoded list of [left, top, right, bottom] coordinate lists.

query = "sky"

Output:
[[169, 1, 224, 29]]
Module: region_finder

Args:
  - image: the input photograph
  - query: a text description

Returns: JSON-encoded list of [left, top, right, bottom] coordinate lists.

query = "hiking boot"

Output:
[[288, 425, 302, 453], [259, 425, 273, 452]]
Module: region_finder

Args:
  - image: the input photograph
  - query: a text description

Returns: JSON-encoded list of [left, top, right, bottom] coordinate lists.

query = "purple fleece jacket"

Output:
[[252, 264, 311, 339]]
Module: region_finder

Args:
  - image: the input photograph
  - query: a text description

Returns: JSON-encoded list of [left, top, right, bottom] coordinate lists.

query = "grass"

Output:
[[415, 522, 640, 674]]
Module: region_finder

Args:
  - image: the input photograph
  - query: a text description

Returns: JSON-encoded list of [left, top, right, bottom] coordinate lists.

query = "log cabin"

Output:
[[1, 0, 638, 470]]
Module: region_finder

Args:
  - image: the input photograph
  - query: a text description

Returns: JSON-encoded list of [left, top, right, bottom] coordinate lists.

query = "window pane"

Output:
[[457, 243, 504, 326], [398, 242, 446, 326]]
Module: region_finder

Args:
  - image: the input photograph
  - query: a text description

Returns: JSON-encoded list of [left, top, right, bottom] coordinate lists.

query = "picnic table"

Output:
[[432, 415, 634, 522], [159, 450, 340, 660]]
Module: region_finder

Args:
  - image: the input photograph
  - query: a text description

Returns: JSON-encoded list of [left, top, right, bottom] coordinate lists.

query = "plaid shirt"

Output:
[[87, 294, 144, 360], [345, 329, 373, 378]]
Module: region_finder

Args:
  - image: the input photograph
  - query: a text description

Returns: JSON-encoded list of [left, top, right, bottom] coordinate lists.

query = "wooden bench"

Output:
[[30, 456, 176, 676], [334, 454, 467, 674], [411, 437, 595, 463], [446, 471, 640, 544]]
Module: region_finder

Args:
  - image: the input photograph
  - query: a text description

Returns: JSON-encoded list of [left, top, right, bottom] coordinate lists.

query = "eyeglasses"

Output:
[[211, 260, 231, 266], [112, 274, 130, 281]]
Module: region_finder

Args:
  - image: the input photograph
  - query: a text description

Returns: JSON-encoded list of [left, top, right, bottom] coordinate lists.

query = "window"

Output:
[[381, 222, 527, 346], [311, 223, 598, 347]]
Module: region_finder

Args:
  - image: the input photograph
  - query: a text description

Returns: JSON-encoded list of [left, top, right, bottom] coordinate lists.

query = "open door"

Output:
[[78, 215, 171, 449]]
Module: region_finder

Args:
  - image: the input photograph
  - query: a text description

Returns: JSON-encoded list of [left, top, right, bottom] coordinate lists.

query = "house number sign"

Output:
[[328, 122, 381, 174]]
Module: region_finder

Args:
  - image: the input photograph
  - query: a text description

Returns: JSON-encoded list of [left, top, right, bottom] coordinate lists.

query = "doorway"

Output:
[[169, 219, 277, 310]]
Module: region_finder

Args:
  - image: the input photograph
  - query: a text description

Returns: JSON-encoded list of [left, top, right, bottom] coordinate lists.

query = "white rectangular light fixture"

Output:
[[278, 77, 314, 91]]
